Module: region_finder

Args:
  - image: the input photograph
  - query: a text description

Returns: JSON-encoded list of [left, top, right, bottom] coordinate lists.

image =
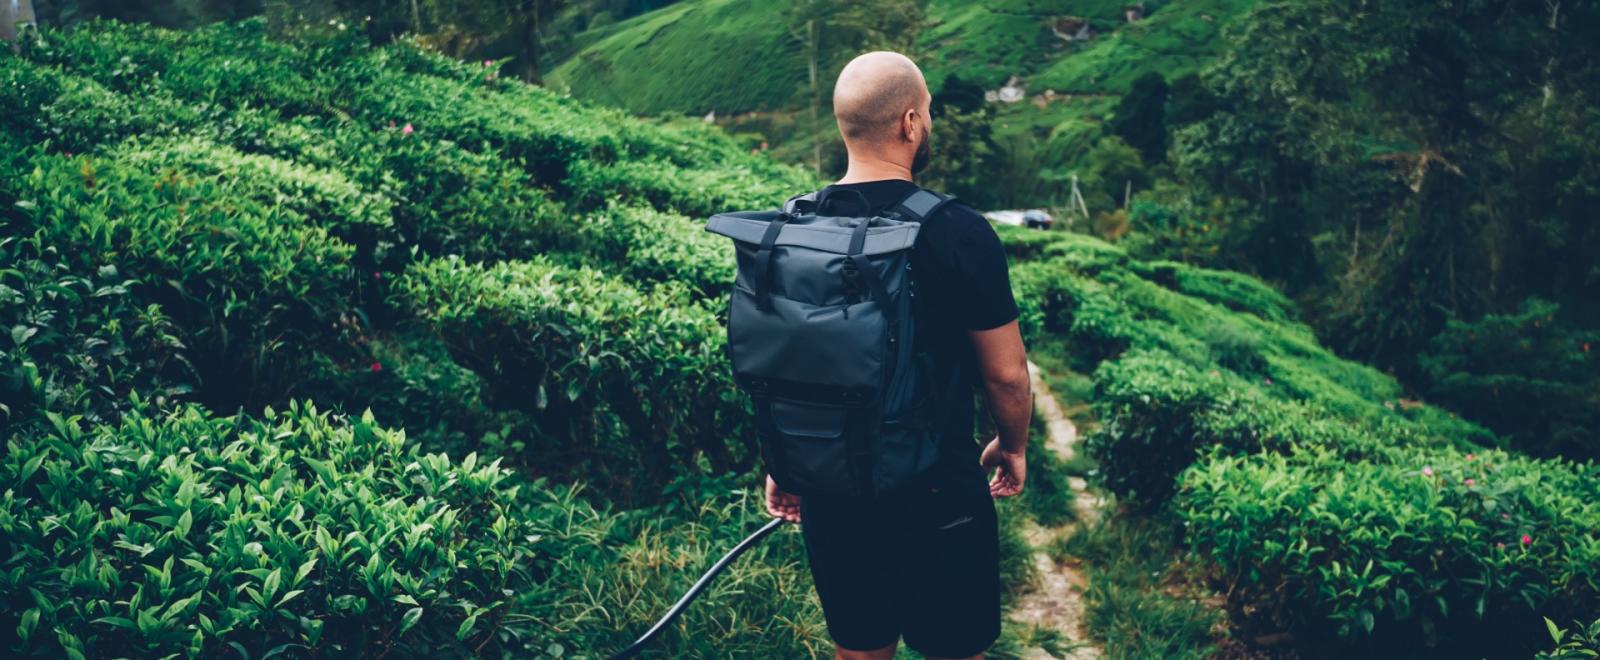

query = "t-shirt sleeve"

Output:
[[949, 211, 1020, 331]]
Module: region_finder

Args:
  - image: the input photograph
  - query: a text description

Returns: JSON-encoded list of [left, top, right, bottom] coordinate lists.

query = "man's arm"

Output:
[[971, 318, 1031, 497]]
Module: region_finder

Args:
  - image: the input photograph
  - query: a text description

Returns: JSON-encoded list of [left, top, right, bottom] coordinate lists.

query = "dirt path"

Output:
[[1010, 362, 1105, 659]]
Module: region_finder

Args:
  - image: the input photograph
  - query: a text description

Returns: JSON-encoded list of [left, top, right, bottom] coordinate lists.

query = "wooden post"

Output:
[[1, 0, 38, 46]]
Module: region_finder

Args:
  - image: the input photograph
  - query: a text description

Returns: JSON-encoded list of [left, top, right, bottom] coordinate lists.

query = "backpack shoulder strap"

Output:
[[782, 191, 818, 216], [891, 188, 956, 223]]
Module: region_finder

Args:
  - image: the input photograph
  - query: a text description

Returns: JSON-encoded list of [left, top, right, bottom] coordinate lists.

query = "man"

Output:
[[764, 51, 1033, 660]]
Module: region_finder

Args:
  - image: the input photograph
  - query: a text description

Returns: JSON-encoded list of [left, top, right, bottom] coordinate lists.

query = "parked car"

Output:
[[982, 209, 1055, 230], [1023, 209, 1053, 229]]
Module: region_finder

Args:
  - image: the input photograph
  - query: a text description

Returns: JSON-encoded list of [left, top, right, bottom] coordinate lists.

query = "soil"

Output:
[[1009, 362, 1107, 659]]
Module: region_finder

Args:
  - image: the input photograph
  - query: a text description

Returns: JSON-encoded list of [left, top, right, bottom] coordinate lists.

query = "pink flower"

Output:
[[1466, 453, 1476, 461], [1501, 513, 1511, 520], [1264, 377, 1274, 385], [1521, 534, 1532, 546], [1464, 478, 1475, 486], [1497, 542, 1505, 549], [370, 361, 383, 373], [484, 59, 493, 67], [1422, 467, 1434, 477], [402, 123, 415, 136], [373, 272, 384, 280]]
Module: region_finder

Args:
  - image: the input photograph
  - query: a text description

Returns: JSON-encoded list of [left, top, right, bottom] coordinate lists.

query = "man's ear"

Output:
[[903, 108, 920, 144]]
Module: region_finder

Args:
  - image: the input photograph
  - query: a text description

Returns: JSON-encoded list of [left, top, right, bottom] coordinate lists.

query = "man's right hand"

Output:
[[980, 436, 1026, 498], [765, 474, 802, 523]]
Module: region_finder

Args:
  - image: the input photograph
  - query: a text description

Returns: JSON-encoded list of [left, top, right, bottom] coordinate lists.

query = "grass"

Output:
[[1049, 513, 1226, 659], [1023, 408, 1080, 527], [1028, 336, 1100, 431]]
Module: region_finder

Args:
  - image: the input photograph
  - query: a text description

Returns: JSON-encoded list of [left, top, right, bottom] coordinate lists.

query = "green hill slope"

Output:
[[550, 0, 1257, 110], [547, 0, 799, 115]]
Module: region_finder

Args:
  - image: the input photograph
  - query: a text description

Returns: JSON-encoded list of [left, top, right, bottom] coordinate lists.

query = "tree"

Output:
[[1176, 0, 1600, 408], [2, 0, 37, 44], [1107, 72, 1168, 165]]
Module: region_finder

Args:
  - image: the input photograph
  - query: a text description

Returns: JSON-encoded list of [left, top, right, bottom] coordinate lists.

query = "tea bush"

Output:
[[0, 403, 540, 657], [1179, 445, 1600, 655], [0, 241, 189, 432], [12, 150, 359, 409], [575, 203, 735, 299], [1005, 236, 1492, 504], [999, 229, 1594, 653], [395, 257, 755, 501], [112, 136, 393, 256], [0, 57, 196, 153]]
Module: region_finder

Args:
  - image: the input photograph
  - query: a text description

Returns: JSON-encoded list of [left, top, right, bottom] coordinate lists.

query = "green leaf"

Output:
[[16, 452, 46, 485], [175, 509, 193, 538], [11, 324, 38, 346], [294, 557, 318, 586], [303, 457, 336, 486], [399, 607, 423, 636], [91, 616, 137, 630], [17, 608, 39, 641], [262, 568, 282, 602], [456, 613, 479, 641]]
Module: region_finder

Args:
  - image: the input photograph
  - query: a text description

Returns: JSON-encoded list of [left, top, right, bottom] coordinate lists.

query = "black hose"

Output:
[[608, 516, 788, 660]]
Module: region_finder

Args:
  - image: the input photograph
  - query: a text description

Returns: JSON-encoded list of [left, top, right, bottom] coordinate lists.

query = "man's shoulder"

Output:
[[916, 192, 990, 236]]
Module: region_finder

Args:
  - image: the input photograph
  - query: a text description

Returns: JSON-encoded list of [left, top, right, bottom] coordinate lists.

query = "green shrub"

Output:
[[0, 57, 197, 153], [12, 149, 358, 405], [12, 151, 358, 409], [1420, 298, 1600, 460], [1009, 235, 1493, 507], [1538, 616, 1600, 659], [1179, 445, 1600, 655], [575, 203, 735, 298], [300, 325, 539, 462], [112, 136, 393, 253], [0, 403, 538, 657], [0, 244, 189, 431], [1135, 258, 1297, 324], [1202, 320, 1267, 375], [395, 257, 755, 500]]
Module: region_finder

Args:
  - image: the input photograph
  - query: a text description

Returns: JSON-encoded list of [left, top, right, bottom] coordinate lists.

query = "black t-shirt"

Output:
[[817, 179, 1021, 484]]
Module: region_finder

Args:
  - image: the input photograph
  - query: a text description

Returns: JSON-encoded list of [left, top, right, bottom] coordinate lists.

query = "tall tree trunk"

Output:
[[1, 0, 37, 45], [808, 17, 820, 174]]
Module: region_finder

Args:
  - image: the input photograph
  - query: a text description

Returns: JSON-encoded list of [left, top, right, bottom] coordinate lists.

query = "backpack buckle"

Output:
[[840, 259, 860, 302], [838, 388, 870, 406]]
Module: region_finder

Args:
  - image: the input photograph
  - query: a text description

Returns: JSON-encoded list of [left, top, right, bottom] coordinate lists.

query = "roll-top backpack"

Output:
[[706, 186, 960, 498]]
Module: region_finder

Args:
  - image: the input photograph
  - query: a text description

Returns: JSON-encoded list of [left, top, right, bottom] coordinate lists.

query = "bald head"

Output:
[[833, 51, 930, 145]]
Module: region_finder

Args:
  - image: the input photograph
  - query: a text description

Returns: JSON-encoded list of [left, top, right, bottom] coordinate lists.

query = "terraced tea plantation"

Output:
[[1, 19, 1595, 658]]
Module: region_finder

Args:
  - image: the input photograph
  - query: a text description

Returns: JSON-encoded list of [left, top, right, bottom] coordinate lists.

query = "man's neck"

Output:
[[836, 153, 913, 185]]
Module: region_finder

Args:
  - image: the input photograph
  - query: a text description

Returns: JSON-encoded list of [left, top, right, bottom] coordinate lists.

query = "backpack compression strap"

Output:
[[891, 188, 955, 223]]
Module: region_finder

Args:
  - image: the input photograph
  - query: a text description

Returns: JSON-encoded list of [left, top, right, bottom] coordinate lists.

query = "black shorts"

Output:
[[798, 461, 1001, 657]]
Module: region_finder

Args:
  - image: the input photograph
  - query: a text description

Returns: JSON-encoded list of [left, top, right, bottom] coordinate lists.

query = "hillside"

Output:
[[1, 17, 1595, 659], [546, 0, 1262, 210]]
